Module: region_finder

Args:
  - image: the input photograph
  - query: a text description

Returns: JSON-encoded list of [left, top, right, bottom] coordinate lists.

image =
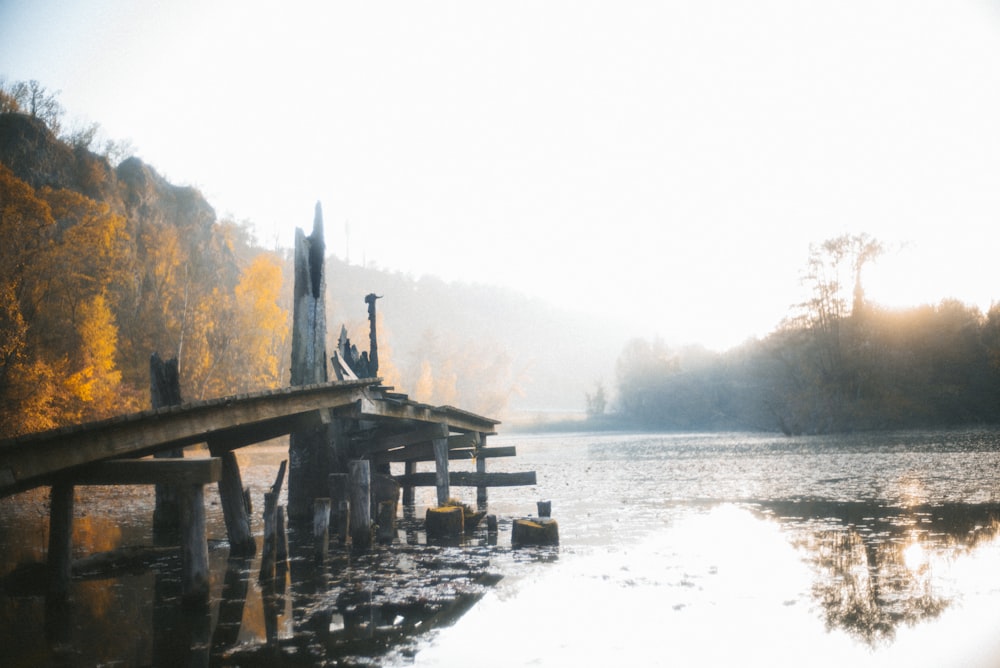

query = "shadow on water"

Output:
[[0, 504, 514, 667], [752, 499, 1000, 645], [217, 518, 506, 666]]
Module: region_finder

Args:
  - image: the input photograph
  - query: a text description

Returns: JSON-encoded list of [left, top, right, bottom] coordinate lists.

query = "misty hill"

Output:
[[0, 110, 624, 432], [324, 256, 626, 416]]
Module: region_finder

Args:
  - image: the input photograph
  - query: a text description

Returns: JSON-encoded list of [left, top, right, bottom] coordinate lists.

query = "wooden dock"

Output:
[[0, 378, 534, 602]]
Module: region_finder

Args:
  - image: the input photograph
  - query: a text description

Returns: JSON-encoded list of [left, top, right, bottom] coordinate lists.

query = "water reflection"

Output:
[[220, 522, 504, 665], [0, 487, 509, 666], [756, 500, 1000, 643]]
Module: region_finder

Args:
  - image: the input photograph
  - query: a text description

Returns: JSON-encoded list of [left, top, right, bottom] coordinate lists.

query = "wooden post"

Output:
[[475, 433, 487, 509], [336, 500, 350, 546], [151, 353, 183, 531], [537, 500, 552, 518], [328, 472, 348, 539], [259, 491, 277, 581], [402, 461, 416, 506], [288, 203, 330, 521], [425, 506, 463, 541], [433, 430, 450, 506], [376, 500, 396, 544], [47, 481, 74, 598], [178, 483, 210, 605], [215, 449, 255, 556], [313, 498, 331, 561], [348, 460, 371, 549]]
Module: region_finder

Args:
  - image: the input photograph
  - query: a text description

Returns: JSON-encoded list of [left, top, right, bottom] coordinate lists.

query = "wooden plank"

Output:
[[351, 395, 499, 434], [72, 458, 222, 486], [377, 445, 516, 464], [360, 423, 450, 455], [393, 471, 537, 488], [0, 380, 374, 496]]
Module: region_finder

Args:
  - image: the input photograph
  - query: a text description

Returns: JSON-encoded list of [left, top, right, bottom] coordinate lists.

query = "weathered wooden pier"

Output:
[[0, 201, 538, 606]]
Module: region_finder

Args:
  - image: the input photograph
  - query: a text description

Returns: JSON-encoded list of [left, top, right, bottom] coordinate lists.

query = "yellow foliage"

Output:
[[63, 292, 123, 421]]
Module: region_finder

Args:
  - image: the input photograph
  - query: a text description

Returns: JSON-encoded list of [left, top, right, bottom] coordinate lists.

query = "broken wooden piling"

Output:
[[349, 460, 372, 549], [288, 202, 332, 521], [214, 448, 255, 556], [47, 481, 74, 599], [313, 498, 332, 561]]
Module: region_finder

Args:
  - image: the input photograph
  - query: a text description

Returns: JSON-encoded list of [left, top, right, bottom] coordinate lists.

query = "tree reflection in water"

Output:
[[756, 500, 1000, 643]]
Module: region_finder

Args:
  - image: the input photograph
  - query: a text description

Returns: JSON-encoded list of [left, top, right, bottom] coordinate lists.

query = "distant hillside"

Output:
[[322, 256, 627, 417], [1, 110, 624, 431]]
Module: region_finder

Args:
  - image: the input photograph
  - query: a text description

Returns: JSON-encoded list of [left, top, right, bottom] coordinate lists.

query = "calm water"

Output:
[[5, 430, 1000, 666]]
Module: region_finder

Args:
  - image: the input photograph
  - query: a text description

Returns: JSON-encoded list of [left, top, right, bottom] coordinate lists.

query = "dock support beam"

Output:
[[402, 461, 416, 506], [212, 447, 255, 556], [349, 460, 371, 549], [475, 433, 487, 509], [433, 426, 450, 505], [47, 481, 74, 599], [179, 483, 210, 605]]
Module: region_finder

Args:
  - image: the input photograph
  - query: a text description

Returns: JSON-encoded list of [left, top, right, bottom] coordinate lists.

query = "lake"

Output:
[[4, 430, 1000, 666]]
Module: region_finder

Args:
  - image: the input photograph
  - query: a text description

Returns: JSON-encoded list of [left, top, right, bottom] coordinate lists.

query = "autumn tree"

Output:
[[1, 79, 64, 135]]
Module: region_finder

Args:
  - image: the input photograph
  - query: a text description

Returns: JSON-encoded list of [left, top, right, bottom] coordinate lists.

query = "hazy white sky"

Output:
[[3, 1, 1000, 350]]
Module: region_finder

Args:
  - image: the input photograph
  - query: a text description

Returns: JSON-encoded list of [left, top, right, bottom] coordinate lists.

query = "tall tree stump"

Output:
[[288, 202, 333, 521]]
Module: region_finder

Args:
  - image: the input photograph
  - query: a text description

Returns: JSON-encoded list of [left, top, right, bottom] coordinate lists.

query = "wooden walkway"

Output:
[[1, 378, 534, 603], [0, 379, 530, 499]]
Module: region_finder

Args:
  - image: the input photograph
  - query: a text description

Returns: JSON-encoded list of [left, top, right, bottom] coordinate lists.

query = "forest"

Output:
[[0, 81, 562, 438], [3, 79, 998, 439], [614, 235, 1000, 434]]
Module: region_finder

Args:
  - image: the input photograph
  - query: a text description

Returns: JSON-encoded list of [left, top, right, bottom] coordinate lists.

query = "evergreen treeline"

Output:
[[615, 236, 1000, 434]]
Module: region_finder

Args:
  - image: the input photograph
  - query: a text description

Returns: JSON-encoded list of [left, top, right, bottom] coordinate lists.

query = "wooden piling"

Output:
[[402, 461, 416, 506], [376, 500, 396, 544], [348, 460, 371, 549], [335, 500, 350, 546], [178, 483, 210, 605], [216, 449, 255, 556], [433, 433, 450, 506], [328, 472, 348, 539], [313, 498, 332, 561], [426, 505, 464, 541], [537, 500, 552, 518], [47, 481, 74, 598], [511, 518, 559, 548], [288, 204, 330, 521], [259, 491, 277, 580], [475, 433, 488, 509]]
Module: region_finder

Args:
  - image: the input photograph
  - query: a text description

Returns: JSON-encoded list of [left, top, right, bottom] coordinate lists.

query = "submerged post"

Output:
[[433, 429, 450, 506], [402, 461, 417, 506], [475, 433, 487, 509], [313, 498, 332, 561], [288, 202, 332, 522], [179, 483, 210, 605], [348, 460, 372, 549], [214, 448, 255, 556], [47, 481, 74, 598]]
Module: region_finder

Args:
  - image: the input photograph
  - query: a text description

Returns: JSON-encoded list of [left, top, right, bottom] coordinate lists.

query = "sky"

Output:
[[3, 0, 1000, 351]]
